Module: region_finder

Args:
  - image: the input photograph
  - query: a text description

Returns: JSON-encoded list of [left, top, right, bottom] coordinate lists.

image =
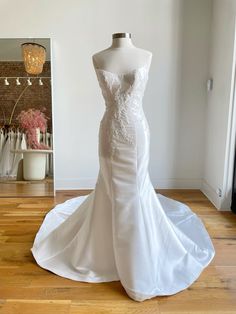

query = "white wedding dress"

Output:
[[31, 62, 215, 302]]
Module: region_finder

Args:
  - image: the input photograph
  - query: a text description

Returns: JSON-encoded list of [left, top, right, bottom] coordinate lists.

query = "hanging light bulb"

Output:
[[27, 78, 32, 86], [39, 78, 43, 85], [4, 78, 9, 85], [16, 77, 21, 85], [21, 42, 46, 75]]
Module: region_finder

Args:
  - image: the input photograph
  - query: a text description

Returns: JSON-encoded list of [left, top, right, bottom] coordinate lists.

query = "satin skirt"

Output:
[[31, 115, 215, 302]]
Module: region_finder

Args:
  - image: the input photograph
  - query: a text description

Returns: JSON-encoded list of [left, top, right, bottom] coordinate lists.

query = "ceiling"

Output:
[[0, 38, 51, 61]]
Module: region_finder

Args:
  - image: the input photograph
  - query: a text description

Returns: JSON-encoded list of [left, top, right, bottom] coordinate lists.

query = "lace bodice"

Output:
[[95, 63, 150, 156]]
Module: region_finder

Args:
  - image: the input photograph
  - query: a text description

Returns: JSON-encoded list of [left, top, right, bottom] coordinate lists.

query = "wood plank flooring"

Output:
[[0, 189, 236, 313], [0, 177, 54, 198]]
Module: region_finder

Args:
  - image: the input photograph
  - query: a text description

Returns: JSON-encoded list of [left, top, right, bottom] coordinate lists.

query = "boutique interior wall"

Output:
[[202, 0, 236, 210], [0, 0, 213, 191]]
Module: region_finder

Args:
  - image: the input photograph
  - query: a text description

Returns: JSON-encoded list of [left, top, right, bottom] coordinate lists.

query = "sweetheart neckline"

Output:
[[94, 64, 149, 76]]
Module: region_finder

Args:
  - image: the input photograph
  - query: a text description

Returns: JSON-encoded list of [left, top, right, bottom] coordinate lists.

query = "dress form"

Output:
[[92, 33, 152, 74]]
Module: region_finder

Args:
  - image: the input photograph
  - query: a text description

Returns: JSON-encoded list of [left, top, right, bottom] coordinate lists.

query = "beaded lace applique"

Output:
[[95, 65, 149, 157]]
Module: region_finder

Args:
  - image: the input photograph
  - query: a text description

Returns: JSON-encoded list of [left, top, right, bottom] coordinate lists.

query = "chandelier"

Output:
[[21, 42, 46, 75]]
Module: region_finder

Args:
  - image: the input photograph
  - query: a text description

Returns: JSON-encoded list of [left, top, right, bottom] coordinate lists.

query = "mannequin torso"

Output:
[[92, 33, 152, 74]]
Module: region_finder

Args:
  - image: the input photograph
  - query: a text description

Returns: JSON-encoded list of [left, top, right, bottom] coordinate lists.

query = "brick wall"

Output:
[[0, 61, 52, 132]]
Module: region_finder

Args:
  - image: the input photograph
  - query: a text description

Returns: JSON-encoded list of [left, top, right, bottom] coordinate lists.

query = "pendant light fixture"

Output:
[[21, 42, 46, 75]]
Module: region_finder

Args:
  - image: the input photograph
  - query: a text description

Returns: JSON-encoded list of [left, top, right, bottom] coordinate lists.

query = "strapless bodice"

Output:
[[95, 64, 149, 119], [94, 64, 150, 156]]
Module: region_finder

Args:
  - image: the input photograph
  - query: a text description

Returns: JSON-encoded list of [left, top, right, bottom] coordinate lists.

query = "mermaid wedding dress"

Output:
[[31, 62, 215, 302]]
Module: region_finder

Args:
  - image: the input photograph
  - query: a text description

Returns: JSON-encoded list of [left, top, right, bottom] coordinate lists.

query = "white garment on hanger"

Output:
[[0, 131, 11, 177], [10, 130, 23, 177]]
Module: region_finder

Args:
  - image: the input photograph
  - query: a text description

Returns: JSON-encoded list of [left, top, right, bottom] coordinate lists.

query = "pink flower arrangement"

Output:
[[16, 107, 50, 149]]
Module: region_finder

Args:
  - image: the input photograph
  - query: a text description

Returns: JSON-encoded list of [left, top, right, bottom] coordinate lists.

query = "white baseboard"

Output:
[[55, 177, 97, 190], [151, 178, 202, 189], [55, 177, 231, 211], [55, 177, 202, 190], [201, 179, 228, 210]]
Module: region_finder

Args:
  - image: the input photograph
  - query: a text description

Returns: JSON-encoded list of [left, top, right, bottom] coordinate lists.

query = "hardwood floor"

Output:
[[0, 189, 236, 313], [0, 177, 54, 198]]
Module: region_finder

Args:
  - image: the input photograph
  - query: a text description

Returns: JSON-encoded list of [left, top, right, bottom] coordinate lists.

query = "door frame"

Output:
[[221, 17, 236, 210]]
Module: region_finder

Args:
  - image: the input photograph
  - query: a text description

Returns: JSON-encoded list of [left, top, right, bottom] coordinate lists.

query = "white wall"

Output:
[[202, 0, 236, 210], [0, 0, 212, 191], [0, 38, 51, 61], [174, 0, 212, 187]]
